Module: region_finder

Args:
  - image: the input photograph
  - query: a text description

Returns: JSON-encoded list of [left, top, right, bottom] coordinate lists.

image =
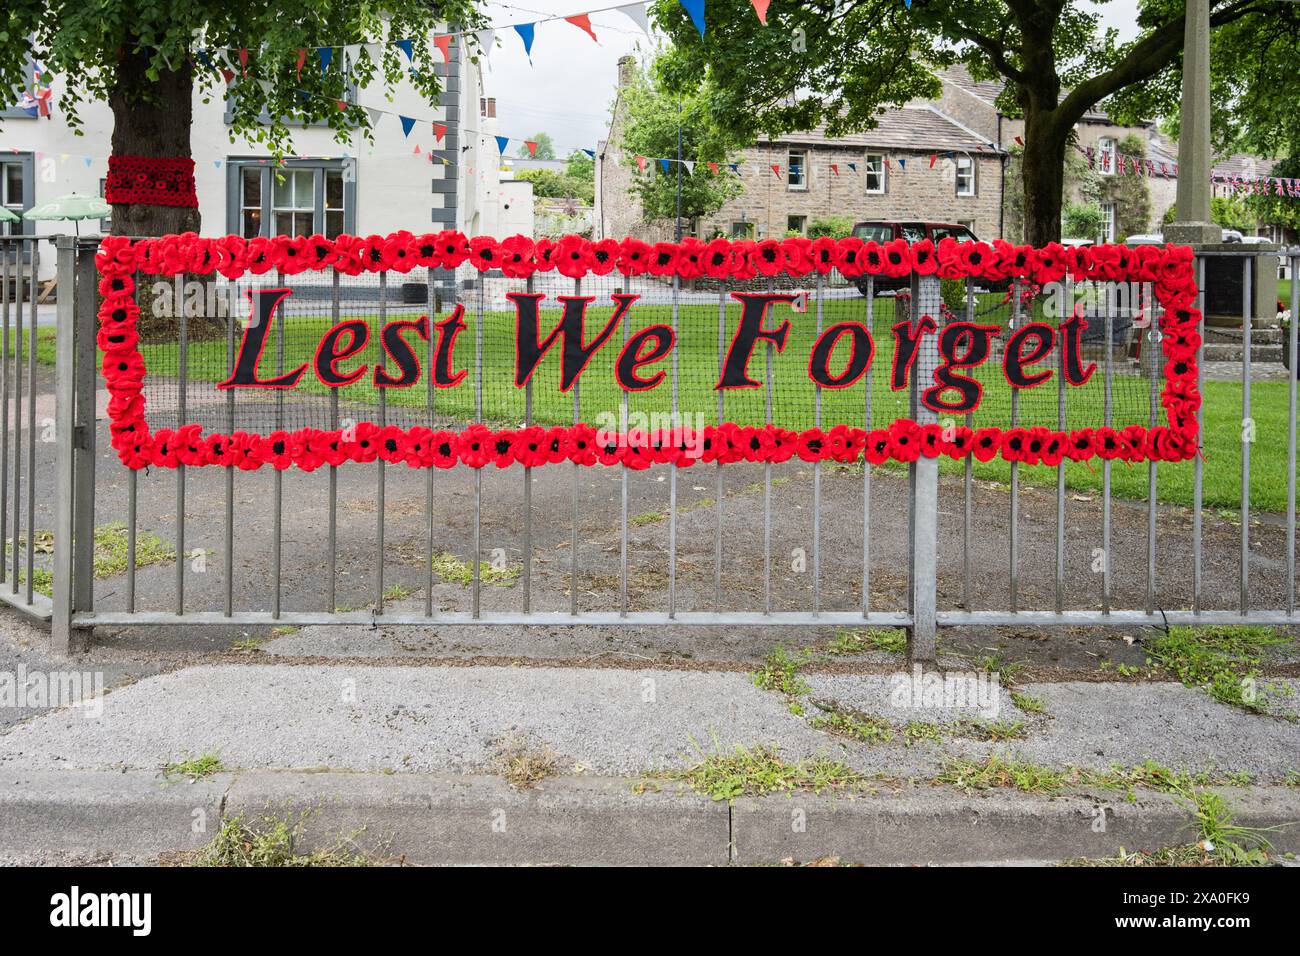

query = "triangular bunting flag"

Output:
[[525, 140, 539, 157], [617, 3, 652, 35], [433, 123, 448, 143], [682, 160, 695, 174], [929, 154, 937, 168], [750, 0, 771, 23], [658, 158, 671, 173], [565, 14, 599, 42], [319, 47, 332, 74], [399, 115, 417, 137], [728, 163, 739, 173], [336, 99, 348, 111], [84, 156, 93, 168], [678, 0, 707, 38], [414, 144, 422, 155], [770, 164, 781, 179], [495, 136, 510, 154], [221, 68, 235, 84], [238, 48, 249, 78], [476, 29, 496, 57], [582, 149, 595, 159], [898, 158, 906, 169], [847, 162, 858, 173], [636, 155, 648, 172], [708, 161, 719, 175], [433, 35, 452, 64], [214, 160, 223, 169], [514, 23, 535, 61], [296, 49, 307, 79], [366, 107, 382, 126], [830, 163, 839, 176], [394, 38, 414, 62]]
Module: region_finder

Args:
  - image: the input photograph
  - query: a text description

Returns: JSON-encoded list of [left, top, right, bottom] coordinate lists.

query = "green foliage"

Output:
[[752, 645, 810, 696], [517, 132, 556, 160], [652, 742, 870, 801], [0, 1, 485, 156], [616, 55, 744, 223], [1211, 196, 1254, 232], [1146, 625, 1293, 715], [1062, 202, 1104, 241], [807, 216, 854, 239], [192, 813, 370, 867], [515, 168, 593, 204], [1245, 155, 1300, 233]]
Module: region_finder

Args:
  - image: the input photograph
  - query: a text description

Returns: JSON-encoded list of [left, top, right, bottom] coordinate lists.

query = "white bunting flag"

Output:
[[476, 29, 496, 58], [617, 3, 652, 36]]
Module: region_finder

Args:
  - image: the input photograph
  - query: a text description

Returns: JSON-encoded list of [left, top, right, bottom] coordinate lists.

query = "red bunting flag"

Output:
[[565, 13, 599, 42], [296, 48, 307, 79], [635, 155, 648, 173], [433, 34, 452, 64], [929, 154, 937, 168], [238, 48, 249, 78], [336, 99, 348, 111], [221, 68, 235, 84], [432, 123, 448, 143], [830, 163, 839, 176], [525, 140, 539, 158], [750, 0, 771, 23], [1014, 135, 1024, 146], [771, 164, 781, 179], [708, 161, 719, 175], [414, 144, 422, 155]]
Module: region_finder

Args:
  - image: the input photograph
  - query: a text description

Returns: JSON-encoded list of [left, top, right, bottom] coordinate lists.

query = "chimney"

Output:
[[486, 96, 496, 118], [617, 55, 636, 88]]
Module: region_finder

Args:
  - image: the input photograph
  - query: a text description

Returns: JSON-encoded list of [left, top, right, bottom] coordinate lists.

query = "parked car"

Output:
[[849, 220, 1008, 295], [1125, 229, 1249, 245]]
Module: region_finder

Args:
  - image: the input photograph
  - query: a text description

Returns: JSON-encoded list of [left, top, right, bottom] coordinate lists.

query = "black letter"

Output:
[[716, 292, 796, 389], [374, 316, 428, 388], [219, 288, 306, 389], [512, 292, 638, 391], [616, 324, 676, 391], [313, 319, 369, 387], [1003, 322, 1056, 388], [890, 315, 938, 391], [808, 321, 874, 389], [923, 322, 1000, 414]]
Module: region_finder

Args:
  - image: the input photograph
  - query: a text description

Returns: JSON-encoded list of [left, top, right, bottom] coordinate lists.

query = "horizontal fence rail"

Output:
[[9, 232, 1295, 659]]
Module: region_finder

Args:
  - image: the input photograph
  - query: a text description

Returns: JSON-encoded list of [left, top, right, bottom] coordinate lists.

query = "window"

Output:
[[0, 155, 33, 236], [228, 159, 354, 238], [787, 150, 807, 190], [97, 178, 112, 233], [730, 221, 755, 239], [852, 223, 893, 243], [787, 215, 807, 235], [1100, 202, 1116, 243], [1098, 137, 1116, 176], [955, 156, 976, 196], [931, 225, 978, 243], [864, 153, 885, 194]]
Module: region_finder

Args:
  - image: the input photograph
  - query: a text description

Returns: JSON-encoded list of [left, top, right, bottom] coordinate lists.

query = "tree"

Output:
[[518, 132, 556, 160], [651, 0, 1291, 245], [564, 149, 595, 183], [615, 57, 744, 226], [0, 1, 483, 237], [515, 167, 594, 204]]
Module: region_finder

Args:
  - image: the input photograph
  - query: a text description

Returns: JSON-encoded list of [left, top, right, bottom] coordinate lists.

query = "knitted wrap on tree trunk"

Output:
[[104, 155, 198, 208]]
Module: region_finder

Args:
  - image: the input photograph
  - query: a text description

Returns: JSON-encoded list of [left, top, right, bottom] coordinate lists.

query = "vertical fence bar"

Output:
[[0, 240, 9, 585], [375, 271, 387, 614], [1009, 286, 1021, 612], [1192, 257, 1205, 615], [1102, 286, 1113, 614], [473, 271, 485, 618], [71, 240, 97, 617], [619, 274, 630, 618], [1240, 257, 1252, 615], [520, 274, 533, 615], [329, 271, 340, 613], [570, 277, 581, 615], [668, 272, 679, 618], [1288, 252, 1298, 617], [11, 239, 24, 595], [908, 271, 938, 663], [813, 275, 823, 614], [272, 275, 284, 619], [763, 277, 774, 615], [50, 237, 77, 653], [126, 470, 137, 613], [1055, 278, 1068, 615], [962, 279, 973, 609], [24, 241, 38, 604], [223, 276, 236, 617], [425, 269, 438, 617], [714, 286, 725, 610], [862, 277, 873, 618], [1145, 278, 1159, 615], [175, 286, 187, 615]]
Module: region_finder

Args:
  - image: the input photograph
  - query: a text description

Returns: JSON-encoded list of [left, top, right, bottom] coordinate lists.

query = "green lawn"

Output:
[[14, 295, 1300, 512]]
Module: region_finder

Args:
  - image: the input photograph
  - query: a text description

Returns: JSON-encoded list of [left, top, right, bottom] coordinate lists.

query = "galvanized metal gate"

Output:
[[3, 235, 1297, 659]]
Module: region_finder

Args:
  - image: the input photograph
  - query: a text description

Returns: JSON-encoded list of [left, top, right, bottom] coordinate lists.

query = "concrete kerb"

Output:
[[3, 768, 1300, 866]]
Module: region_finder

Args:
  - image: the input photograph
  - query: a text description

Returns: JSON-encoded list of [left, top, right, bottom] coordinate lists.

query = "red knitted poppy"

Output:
[[104, 155, 199, 208]]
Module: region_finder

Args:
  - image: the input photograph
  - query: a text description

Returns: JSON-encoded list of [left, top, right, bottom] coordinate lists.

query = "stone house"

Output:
[[595, 58, 1005, 243]]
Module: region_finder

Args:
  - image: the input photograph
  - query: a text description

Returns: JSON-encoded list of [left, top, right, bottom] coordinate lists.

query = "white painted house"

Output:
[[1, 35, 501, 279]]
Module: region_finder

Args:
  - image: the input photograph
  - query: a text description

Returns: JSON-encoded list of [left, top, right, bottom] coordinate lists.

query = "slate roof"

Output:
[[939, 64, 1112, 123], [758, 104, 999, 153]]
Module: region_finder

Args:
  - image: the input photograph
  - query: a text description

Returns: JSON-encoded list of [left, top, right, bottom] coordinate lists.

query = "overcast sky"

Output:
[[478, 0, 1144, 154]]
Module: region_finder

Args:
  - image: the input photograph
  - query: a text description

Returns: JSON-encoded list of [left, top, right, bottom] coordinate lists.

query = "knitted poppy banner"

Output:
[[95, 232, 1201, 472]]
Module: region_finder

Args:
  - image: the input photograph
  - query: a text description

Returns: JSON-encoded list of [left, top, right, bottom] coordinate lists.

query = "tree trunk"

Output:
[[1020, 110, 1068, 247], [108, 48, 201, 238]]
